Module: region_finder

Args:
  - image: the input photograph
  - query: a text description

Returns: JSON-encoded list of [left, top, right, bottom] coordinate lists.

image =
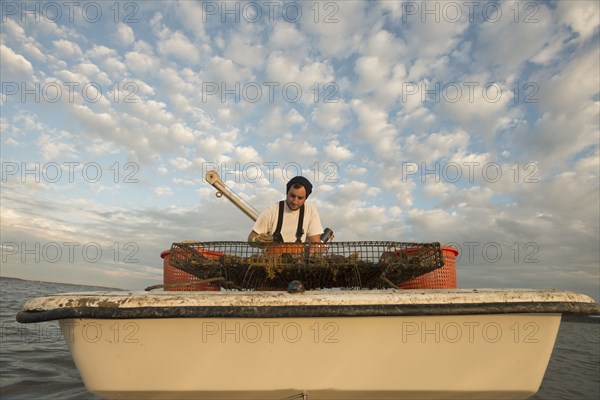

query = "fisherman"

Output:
[[248, 176, 326, 246]]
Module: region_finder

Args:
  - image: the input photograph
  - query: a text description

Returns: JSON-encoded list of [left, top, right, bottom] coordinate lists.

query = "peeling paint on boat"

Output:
[[21, 288, 597, 311]]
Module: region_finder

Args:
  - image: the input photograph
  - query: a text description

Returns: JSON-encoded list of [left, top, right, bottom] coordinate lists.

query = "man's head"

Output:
[[285, 176, 313, 211]]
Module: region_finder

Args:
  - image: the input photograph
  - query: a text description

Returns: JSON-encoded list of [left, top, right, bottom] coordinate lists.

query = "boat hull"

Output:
[[18, 289, 598, 400], [60, 313, 560, 400]]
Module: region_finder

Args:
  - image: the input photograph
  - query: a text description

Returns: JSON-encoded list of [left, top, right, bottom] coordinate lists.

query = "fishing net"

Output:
[[168, 241, 445, 290]]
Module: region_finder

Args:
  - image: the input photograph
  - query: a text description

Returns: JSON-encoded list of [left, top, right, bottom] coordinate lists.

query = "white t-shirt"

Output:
[[252, 201, 324, 242]]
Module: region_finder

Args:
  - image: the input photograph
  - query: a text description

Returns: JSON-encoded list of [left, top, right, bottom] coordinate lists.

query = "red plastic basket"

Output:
[[161, 249, 220, 291], [397, 246, 459, 289]]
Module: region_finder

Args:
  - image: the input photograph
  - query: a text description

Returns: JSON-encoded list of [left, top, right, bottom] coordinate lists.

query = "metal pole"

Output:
[[205, 171, 259, 222]]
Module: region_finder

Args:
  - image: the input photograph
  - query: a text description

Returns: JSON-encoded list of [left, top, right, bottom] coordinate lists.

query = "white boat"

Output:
[[17, 288, 599, 400], [16, 177, 600, 399]]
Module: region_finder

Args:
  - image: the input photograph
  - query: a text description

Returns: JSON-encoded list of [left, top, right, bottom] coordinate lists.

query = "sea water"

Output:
[[0, 277, 598, 399]]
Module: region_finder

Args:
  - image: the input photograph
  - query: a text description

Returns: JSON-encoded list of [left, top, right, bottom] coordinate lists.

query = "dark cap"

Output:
[[286, 176, 313, 197]]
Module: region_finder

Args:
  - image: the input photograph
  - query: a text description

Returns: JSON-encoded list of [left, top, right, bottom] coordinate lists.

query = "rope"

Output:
[[380, 276, 400, 289]]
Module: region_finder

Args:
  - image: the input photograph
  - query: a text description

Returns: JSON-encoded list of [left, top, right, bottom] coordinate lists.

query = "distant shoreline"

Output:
[[0, 276, 25, 281], [0, 276, 123, 291], [562, 314, 600, 323]]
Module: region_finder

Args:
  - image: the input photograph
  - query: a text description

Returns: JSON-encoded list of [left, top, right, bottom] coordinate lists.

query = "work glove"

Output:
[[250, 233, 274, 248]]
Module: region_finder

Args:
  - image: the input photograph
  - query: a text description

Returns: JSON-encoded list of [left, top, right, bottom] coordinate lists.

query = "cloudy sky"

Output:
[[1, 1, 598, 300]]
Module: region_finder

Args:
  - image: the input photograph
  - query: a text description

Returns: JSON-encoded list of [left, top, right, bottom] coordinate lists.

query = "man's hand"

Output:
[[249, 233, 274, 248]]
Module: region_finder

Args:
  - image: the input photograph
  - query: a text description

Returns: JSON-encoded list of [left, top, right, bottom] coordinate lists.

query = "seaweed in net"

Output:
[[168, 241, 444, 290]]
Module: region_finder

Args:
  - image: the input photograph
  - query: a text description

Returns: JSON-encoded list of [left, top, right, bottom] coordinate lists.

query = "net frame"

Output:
[[168, 241, 444, 290]]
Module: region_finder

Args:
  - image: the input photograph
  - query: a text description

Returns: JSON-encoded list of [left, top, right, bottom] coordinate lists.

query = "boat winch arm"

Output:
[[205, 171, 258, 221]]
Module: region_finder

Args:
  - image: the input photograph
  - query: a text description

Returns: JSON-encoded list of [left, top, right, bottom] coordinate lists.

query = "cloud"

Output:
[[233, 146, 262, 164], [298, 1, 376, 58], [1, 1, 598, 303], [224, 28, 266, 70], [175, 0, 210, 40], [154, 186, 173, 196], [115, 23, 135, 46], [200, 55, 255, 93], [556, 1, 600, 42], [86, 45, 117, 60], [407, 208, 463, 242], [472, 2, 555, 76], [325, 204, 390, 241], [171, 157, 192, 170], [0, 44, 34, 81], [401, 130, 470, 164], [268, 22, 308, 55], [71, 62, 112, 85], [324, 140, 353, 161], [353, 30, 412, 108], [37, 132, 79, 161], [169, 123, 195, 145], [516, 44, 599, 168], [324, 179, 379, 208], [266, 133, 318, 160], [157, 30, 200, 65], [377, 166, 416, 209], [351, 99, 399, 160], [311, 101, 351, 131], [86, 45, 127, 77], [197, 134, 235, 162], [264, 52, 336, 104], [125, 49, 158, 74], [53, 39, 83, 59], [257, 107, 305, 136], [150, 10, 205, 66]]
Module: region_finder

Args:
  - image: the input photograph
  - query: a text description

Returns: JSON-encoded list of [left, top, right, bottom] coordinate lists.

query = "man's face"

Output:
[[286, 185, 307, 211]]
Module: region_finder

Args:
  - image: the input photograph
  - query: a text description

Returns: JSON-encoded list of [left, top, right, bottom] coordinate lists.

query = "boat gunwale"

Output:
[[16, 301, 600, 323]]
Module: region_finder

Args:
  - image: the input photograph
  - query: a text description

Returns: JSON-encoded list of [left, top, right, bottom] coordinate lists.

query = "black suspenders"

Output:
[[296, 204, 305, 243], [272, 201, 305, 243]]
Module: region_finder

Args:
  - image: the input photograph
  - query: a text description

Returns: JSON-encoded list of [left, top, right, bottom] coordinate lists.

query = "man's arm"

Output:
[[305, 204, 325, 243], [248, 230, 274, 246], [249, 204, 274, 242], [248, 230, 259, 243], [307, 234, 321, 243]]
